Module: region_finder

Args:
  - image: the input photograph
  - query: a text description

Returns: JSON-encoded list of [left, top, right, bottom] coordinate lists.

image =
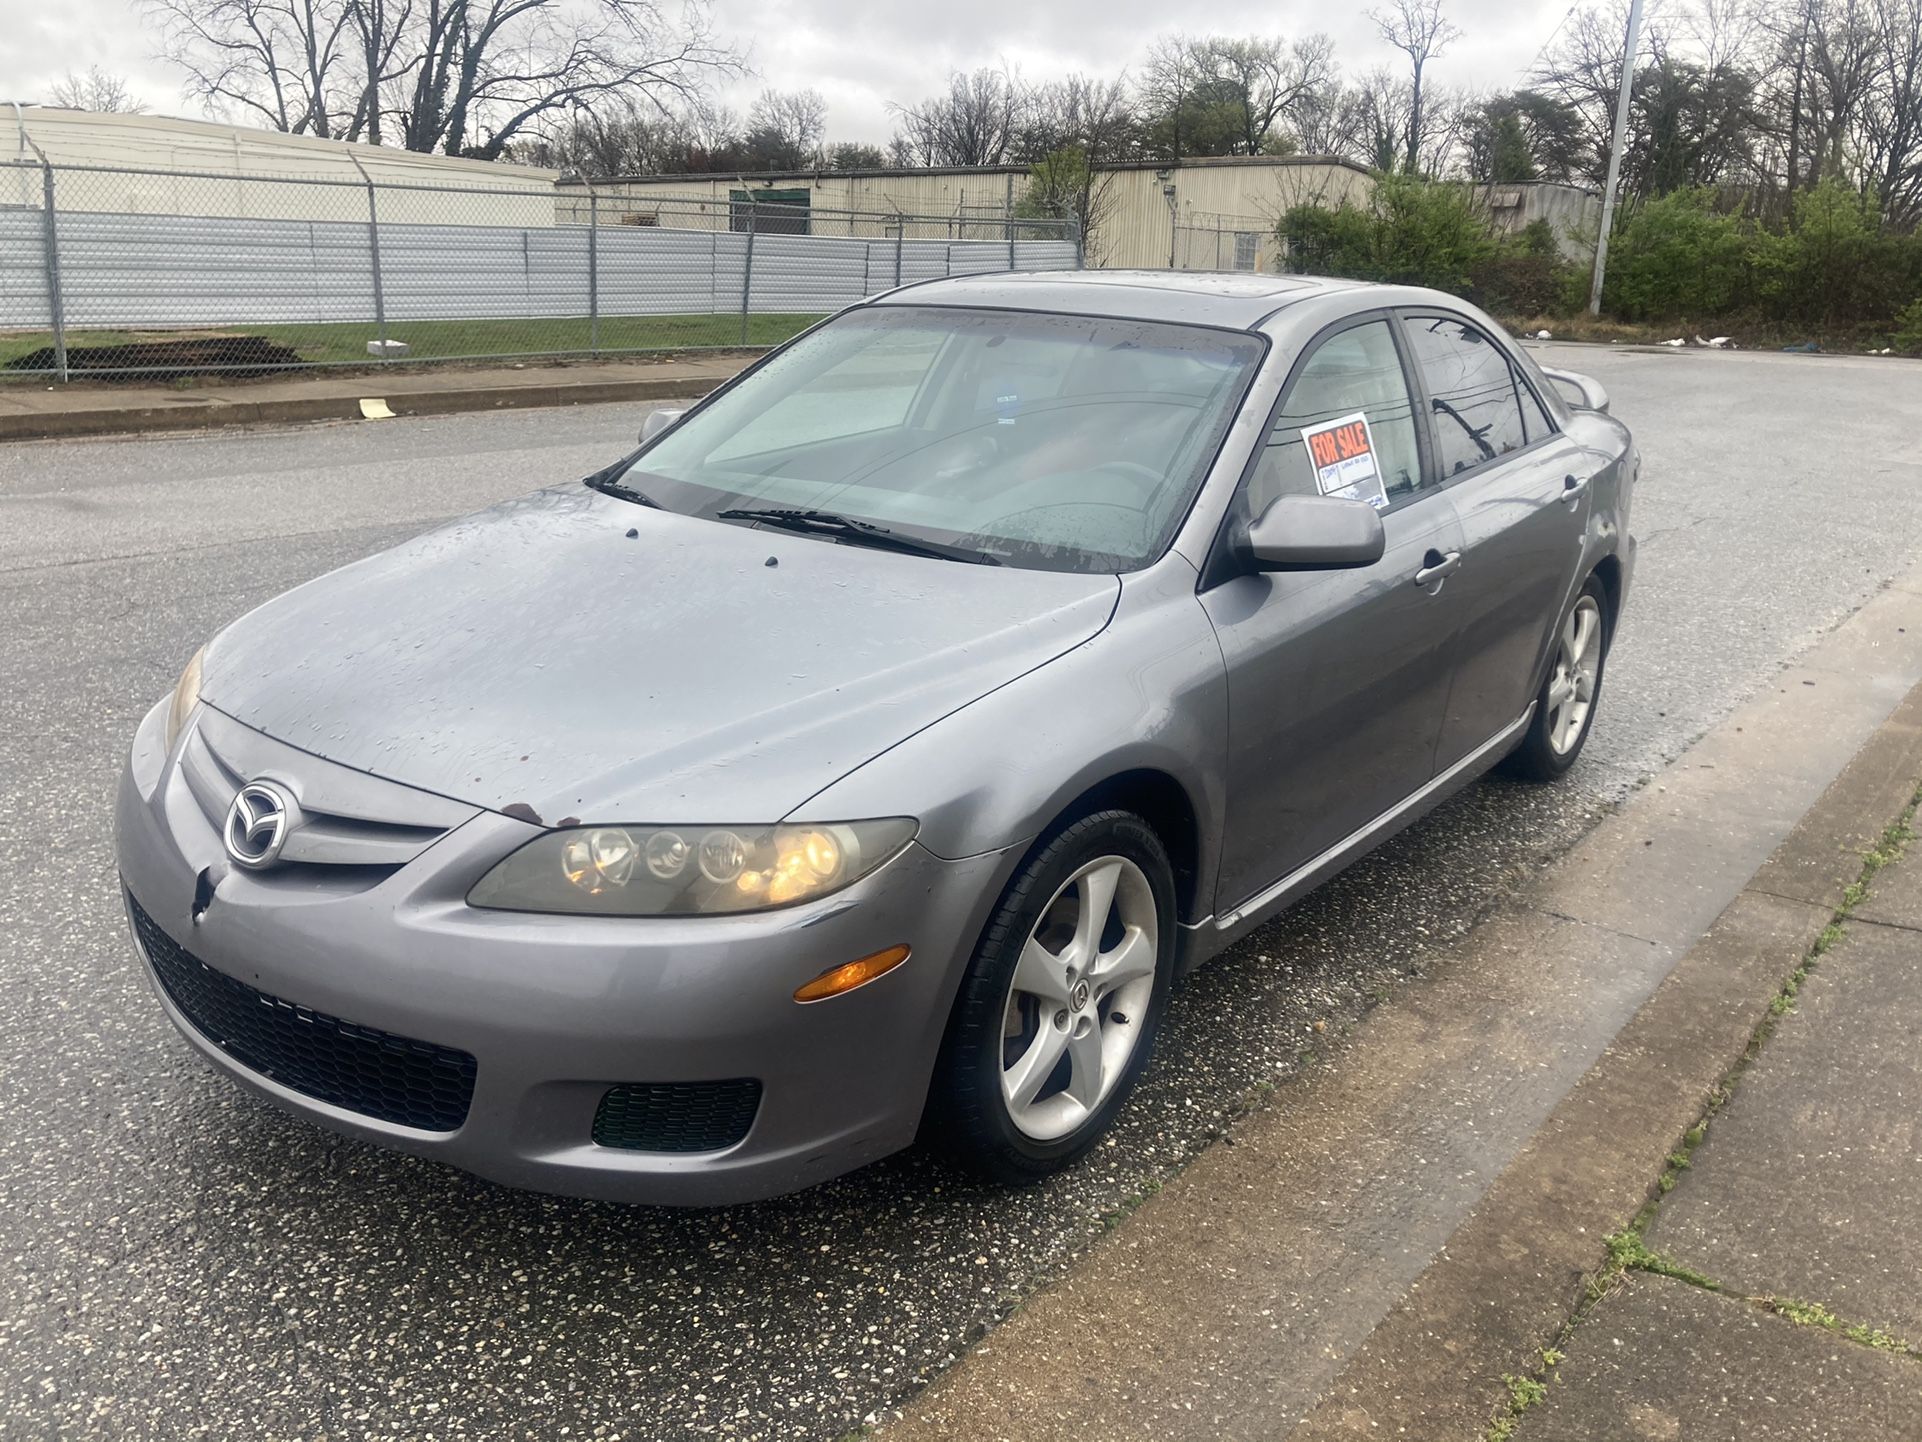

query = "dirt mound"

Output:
[[4, 335, 306, 381]]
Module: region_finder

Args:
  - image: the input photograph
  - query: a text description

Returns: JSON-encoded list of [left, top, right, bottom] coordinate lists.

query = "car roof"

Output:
[[865, 269, 1378, 329]]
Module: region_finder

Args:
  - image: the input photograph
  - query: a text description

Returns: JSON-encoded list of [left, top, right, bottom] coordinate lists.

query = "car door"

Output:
[[1398, 312, 1592, 771], [1200, 314, 1467, 915]]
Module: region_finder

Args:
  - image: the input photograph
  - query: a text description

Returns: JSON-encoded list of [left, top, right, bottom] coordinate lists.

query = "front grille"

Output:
[[592, 1080, 761, 1153], [129, 894, 476, 1132]]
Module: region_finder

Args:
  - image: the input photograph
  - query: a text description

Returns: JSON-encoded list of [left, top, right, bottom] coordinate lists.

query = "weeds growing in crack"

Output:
[[1765, 1297, 1918, 1356]]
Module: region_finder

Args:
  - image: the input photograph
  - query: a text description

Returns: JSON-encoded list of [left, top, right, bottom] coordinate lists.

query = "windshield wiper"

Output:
[[584, 473, 662, 508], [717, 508, 1001, 565]]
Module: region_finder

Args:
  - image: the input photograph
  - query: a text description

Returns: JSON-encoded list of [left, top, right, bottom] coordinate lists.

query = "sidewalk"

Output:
[[0, 353, 755, 441], [1515, 812, 1922, 1441], [875, 575, 1922, 1442]]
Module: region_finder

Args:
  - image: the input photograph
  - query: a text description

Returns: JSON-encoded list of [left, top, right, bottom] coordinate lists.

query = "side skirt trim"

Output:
[[1214, 705, 1536, 934]]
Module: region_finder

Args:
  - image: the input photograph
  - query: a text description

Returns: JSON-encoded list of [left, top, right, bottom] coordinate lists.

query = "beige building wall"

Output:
[[559, 156, 1375, 269], [2, 107, 559, 224]]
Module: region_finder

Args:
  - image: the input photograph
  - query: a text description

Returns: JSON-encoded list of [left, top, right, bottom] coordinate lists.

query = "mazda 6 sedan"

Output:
[[116, 271, 1636, 1205]]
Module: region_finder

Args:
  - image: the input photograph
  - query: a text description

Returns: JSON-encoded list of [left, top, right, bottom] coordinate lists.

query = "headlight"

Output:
[[467, 819, 917, 916], [164, 645, 205, 751]]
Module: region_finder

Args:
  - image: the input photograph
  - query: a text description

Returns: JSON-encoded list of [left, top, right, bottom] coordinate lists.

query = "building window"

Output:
[[1233, 232, 1259, 271]]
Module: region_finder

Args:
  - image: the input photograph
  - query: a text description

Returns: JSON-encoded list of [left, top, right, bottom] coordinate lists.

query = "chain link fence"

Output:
[[0, 156, 1081, 382], [1170, 211, 1283, 274]]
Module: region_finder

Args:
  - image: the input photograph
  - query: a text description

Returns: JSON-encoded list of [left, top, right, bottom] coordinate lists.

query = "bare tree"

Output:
[[1015, 73, 1137, 163], [1369, 0, 1462, 172], [1135, 33, 1335, 157], [740, 88, 826, 168], [46, 66, 148, 113], [1200, 35, 1336, 156], [149, 0, 744, 157], [150, 0, 357, 136], [1860, 0, 1922, 217], [1137, 34, 1205, 159], [889, 67, 1026, 166]]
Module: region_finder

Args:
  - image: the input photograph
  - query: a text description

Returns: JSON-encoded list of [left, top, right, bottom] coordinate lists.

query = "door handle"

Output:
[[1413, 550, 1461, 588], [1562, 473, 1590, 505]]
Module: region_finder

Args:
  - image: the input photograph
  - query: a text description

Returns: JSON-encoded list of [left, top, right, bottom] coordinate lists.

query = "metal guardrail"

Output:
[[0, 160, 1082, 381]]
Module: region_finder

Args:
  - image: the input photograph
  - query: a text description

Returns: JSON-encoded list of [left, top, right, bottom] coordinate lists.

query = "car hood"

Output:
[[202, 487, 1119, 824]]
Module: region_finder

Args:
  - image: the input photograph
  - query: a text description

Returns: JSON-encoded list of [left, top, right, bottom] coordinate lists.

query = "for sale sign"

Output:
[[1301, 411, 1388, 510]]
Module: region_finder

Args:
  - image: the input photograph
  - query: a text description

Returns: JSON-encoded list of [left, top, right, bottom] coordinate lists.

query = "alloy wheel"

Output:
[[1545, 594, 1604, 756], [998, 855, 1158, 1142]]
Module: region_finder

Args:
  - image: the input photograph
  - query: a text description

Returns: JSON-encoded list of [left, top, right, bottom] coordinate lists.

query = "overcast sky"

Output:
[[10, 0, 1576, 146]]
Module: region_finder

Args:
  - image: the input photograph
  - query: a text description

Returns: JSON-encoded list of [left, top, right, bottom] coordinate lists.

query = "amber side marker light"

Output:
[[793, 944, 912, 1003]]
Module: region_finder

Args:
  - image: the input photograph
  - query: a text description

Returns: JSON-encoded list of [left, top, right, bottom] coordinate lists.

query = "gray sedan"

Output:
[[114, 272, 1636, 1204]]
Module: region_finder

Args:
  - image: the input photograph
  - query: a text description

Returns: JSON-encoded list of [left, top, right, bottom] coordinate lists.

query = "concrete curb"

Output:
[[0, 373, 729, 443], [875, 572, 1922, 1442], [1290, 679, 1922, 1441]]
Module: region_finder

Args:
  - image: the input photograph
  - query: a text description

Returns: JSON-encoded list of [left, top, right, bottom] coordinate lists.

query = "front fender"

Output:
[[787, 557, 1230, 915]]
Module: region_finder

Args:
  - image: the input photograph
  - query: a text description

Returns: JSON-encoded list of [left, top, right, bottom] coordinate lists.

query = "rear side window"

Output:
[[1403, 315, 1548, 476], [1247, 320, 1425, 516]]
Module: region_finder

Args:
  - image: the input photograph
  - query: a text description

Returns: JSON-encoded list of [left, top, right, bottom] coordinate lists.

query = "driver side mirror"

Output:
[[640, 407, 686, 444], [1242, 494, 1386, 572]]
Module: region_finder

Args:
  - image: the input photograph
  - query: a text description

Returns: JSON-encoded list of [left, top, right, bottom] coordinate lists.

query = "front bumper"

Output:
[[113, 700, 1013, 1205]]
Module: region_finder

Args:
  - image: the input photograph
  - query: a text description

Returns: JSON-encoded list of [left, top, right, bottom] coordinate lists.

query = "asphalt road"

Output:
[[3, 345, 1921, 1441]]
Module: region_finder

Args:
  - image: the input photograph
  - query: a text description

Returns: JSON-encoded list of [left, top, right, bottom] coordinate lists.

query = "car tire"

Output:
[[1505, 574, 1612, 782], [929, 810, 1177, 1184]]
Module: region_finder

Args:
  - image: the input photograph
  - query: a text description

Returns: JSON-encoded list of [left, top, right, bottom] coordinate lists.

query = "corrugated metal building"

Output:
[[1, 106, 558, 224], [558, 156, 1374, 269]]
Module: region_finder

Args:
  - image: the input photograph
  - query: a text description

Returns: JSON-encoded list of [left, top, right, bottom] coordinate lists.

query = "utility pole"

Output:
[[1588, 0, 1644, 316]]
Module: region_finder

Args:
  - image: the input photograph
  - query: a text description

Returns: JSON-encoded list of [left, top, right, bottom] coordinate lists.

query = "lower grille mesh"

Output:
[[593, 1079, 762, 1152], [129, 893, 476, 1132]]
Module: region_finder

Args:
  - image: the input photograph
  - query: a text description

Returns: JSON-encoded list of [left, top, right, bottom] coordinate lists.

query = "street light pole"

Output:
[[1588, 0, 1645, 316]]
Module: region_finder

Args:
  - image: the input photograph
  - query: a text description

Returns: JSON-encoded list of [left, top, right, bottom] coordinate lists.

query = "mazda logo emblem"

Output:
[[223, 781, 298, 869]]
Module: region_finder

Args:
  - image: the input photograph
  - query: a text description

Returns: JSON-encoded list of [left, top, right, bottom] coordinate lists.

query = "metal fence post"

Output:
[[1006, 211, 1016, 272], [738, 200, 757, 347], [1070, 219, 1084, 270], [587, 185, 600, 355], [893, 222, 904, 287], [348, 155, 389, 357], [23, 141, 68, 382]]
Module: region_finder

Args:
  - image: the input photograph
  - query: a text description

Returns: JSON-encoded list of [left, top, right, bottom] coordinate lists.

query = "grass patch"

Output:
[[0, 312, 820, 376]]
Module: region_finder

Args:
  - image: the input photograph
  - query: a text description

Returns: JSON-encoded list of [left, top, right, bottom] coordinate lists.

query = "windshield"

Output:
[[621, 305, 1265, 573]]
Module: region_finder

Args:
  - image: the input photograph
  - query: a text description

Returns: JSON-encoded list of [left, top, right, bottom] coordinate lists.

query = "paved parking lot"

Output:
[[3, 345, 1921, 1440]]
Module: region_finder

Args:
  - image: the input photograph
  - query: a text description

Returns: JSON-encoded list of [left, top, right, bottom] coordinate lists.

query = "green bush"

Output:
[[1759, 180, 1922, 327], [1600, 189, 1756, 321], [1896, 298, 1922, 355], [1467, 244, 1584, 317], [1281, 172, 1496, 292], [1282, 177, 1581, 315], [1281, 172, 1922, 334]]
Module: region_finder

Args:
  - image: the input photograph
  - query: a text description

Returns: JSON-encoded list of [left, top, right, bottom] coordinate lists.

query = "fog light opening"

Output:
[[793, 944, 912, 1003]]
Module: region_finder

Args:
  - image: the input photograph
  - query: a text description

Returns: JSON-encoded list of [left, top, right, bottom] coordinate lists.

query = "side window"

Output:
[[1247, 320, 1424, 517], [1403, 314, 1541, 476]]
